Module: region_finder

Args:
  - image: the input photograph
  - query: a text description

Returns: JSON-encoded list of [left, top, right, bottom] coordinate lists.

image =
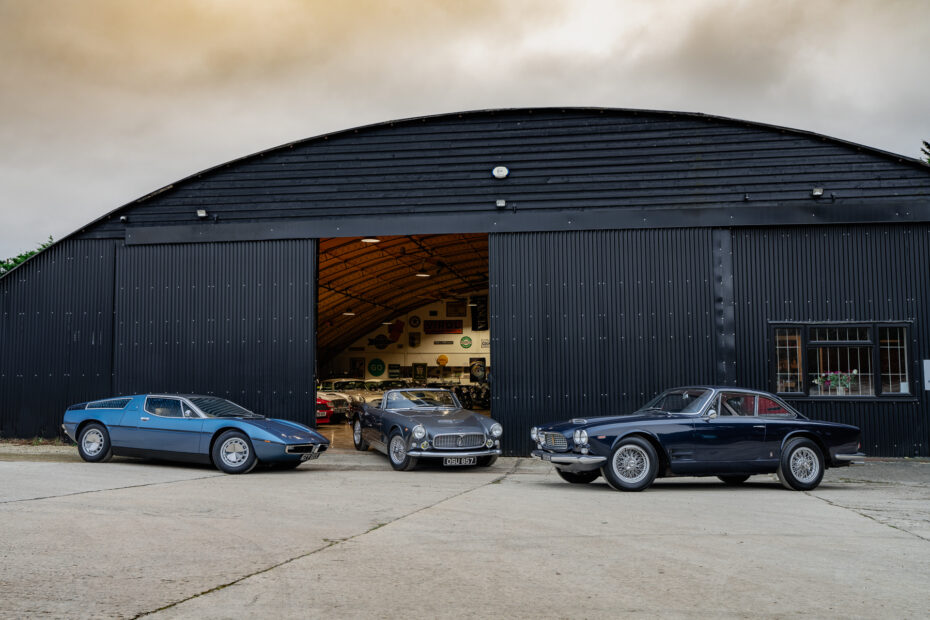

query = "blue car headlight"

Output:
[[573, 429, 588, 446], [530, 427, 539, 441], [412, 425, 427, 440], [490, 423, 503, 438]]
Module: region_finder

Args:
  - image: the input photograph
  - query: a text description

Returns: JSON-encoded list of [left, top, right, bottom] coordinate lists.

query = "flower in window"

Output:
[[813, 369, 858, 390]]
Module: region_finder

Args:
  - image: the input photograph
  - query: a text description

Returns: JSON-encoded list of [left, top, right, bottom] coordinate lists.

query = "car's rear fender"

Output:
[[780, 431, 829, 464], [612, 430, 671, 477]]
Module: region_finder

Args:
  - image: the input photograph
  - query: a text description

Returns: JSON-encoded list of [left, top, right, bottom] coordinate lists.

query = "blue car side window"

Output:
[[145, 398, 183, 418]]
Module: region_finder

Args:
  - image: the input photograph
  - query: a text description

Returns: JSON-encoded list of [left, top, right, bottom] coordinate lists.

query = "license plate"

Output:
[[443, 456, 477, 466], [300, 453, 320, 462], [540, 452, 553, 461]]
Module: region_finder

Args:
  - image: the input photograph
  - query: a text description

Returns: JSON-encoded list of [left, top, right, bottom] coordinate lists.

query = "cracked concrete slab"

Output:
[[0, 456, 928, 619]]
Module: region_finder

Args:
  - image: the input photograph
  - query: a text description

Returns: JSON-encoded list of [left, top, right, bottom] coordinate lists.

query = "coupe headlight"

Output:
[[412, 425, 427, 440], [490, 423, 503, 438], [530, 427, 539, 441], [573, 429, 588, 446]]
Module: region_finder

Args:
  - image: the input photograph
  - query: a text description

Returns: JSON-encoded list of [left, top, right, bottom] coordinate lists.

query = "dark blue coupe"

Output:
[[531, 386, 864, 491], [62, 394, 329, 474]]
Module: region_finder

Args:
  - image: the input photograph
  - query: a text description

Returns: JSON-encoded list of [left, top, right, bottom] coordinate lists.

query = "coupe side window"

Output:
[[757, 397, 793, 418], [145, 398, 183, 418], [720, 393, 756, 416]]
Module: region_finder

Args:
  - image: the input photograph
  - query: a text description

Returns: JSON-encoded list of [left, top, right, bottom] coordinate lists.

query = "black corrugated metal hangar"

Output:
[[3, 107, 930, 457]]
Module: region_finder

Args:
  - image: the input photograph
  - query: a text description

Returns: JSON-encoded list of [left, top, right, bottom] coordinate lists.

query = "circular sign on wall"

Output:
[[436, 355, 448, 367], [460, 336, 473, 349], [368, 358, 386, 377], [409, 315, 421, 328]]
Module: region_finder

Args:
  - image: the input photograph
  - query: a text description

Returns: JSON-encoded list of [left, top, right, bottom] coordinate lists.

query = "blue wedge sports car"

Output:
[[531, 386, 864, 491], [62, 394, 329, 474]]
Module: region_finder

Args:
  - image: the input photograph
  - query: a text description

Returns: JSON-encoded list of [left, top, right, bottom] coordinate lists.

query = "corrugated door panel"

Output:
[[0, 240, 117, 437], [490, 230, 717, 455], [731, 225, 929, 456], [112, 240, 317, 425]]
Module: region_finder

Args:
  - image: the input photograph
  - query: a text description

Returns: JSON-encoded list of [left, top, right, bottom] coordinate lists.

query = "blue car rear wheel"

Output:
[[77, 423, 114, 463]]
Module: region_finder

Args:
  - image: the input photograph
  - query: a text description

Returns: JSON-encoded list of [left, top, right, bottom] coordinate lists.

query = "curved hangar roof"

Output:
[[76, 107, 930, 245]]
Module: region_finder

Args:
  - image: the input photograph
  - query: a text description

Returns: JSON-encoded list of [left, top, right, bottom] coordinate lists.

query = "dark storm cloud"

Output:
[[0, 0, 928, 256]]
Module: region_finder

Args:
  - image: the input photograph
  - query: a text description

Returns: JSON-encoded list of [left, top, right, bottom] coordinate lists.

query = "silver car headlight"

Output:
[[490, 423, 503, 438], [412, 425, 427, 440], [573, 429, 588, 446], [530, 427, 539, 441]]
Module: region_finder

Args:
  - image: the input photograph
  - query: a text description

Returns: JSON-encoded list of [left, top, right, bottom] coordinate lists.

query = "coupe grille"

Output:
[[329, 399, 349, 410], [433, 433, 486, 449], [542, 432, 568, 450]]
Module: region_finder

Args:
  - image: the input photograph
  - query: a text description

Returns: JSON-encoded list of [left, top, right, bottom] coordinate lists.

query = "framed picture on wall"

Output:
[[446, 300, 467, 317]]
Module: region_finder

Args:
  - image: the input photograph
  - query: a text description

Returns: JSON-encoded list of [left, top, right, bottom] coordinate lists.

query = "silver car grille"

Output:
[[542, 432, 568, 450], [433, 433, 486, 449], [329, 399, 348, 410]]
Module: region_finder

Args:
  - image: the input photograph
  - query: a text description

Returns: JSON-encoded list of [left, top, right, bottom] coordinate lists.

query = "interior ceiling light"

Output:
[[361, 237, 380, 243], [415, 261, 430, 278], [342, 309, 356, 316]]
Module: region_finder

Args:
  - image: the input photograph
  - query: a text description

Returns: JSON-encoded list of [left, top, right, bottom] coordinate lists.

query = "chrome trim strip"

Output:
[[406, 448, 502, 458], [531, 450, 607, 466], [834, 452, 866, 463]]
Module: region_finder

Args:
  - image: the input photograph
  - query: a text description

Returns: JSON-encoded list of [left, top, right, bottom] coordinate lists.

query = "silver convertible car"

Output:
[[352, 388, 503, 470]]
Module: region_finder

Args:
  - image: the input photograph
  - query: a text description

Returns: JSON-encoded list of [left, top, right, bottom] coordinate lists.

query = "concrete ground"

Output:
[[1, 447, 929, 619]]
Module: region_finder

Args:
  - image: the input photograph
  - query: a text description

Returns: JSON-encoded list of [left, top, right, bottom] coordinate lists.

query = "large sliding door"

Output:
[[490, 230, 719, 455], [113, 240, 317, 425]]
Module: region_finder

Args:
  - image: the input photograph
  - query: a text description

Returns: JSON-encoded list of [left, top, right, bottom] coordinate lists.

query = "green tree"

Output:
[[0, 236, 54, 276], [922, 140, 930, 165]]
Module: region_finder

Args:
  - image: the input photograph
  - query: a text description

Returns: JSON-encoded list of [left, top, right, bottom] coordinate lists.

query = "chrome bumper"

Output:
[[407, 448, 502, 458], [834, 452, 866, 465], [531, 450, 606, 472]]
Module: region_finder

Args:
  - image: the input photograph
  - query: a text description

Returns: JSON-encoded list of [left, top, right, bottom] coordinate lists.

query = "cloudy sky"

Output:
[[1, 0, 928, 257]]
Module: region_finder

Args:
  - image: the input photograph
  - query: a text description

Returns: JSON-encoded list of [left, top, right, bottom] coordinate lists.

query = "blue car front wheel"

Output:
[[212, 431, 258, 474]]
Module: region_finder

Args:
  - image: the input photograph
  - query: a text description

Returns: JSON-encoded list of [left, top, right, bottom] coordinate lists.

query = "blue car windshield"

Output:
[[189, 397, 263, 418], [638, 389, 712, 414]]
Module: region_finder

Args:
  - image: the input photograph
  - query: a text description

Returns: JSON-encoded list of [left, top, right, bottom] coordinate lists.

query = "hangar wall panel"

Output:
[[490, 230, 717, 455], [731, 225, 930, 456], [0, 240, 117, 437], [112, 240, 317, 426]]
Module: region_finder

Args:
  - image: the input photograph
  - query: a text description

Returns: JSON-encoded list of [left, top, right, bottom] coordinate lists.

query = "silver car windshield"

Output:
[[385, 390, 459, 410], [188, 397, 263, 418], [637, 389, 713, 414], [334, 381, 366, 390]]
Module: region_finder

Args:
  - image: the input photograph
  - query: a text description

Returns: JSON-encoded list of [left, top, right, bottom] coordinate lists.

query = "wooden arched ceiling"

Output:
[[318, 233, 488, 362]]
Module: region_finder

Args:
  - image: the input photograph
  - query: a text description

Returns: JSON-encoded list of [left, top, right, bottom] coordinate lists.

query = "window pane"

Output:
[[811, 327, 870, 343], [145, 398, 183, 417], [879, 327, 910, 394], [758, 397, 793, 417], [808, 346, 874, 396], [775, 328, 802, 392], [720, 393, 756, 416]]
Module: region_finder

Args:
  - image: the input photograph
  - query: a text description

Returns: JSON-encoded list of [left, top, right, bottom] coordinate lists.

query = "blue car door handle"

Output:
[[753, 424, 764, 429], [140, 417, 150, 421]]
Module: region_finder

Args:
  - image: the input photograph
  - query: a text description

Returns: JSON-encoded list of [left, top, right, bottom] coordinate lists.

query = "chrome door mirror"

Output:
[[183, 409, 194, 418], [705, 409, 718, 419]]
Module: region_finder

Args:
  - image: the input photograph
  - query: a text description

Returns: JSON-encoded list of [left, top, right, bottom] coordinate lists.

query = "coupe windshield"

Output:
[[188, 397, 263, 418], [334, 381, 366, 390], [638, 389, 712, 414], [385, 390, 459, 410], [379, 380, 408, 389]]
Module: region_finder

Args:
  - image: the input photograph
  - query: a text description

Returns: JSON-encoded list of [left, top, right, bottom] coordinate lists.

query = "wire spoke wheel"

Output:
[[220, 437, 250, 467], [82, 429, 104, 457], [389, 435, 407, 464], [354, 420, 362, 444], [789, 446, 819, 483], [612, 445, 649, 484]]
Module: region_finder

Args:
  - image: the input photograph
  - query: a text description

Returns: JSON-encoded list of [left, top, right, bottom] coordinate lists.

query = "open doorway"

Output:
[[314, 234, 490, 448]]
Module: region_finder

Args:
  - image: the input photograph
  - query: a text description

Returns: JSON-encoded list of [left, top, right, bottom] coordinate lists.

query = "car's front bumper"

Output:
[[255, 441, 329, 463], [407, 448, 502, 458], [531, 450, 606, 473]]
